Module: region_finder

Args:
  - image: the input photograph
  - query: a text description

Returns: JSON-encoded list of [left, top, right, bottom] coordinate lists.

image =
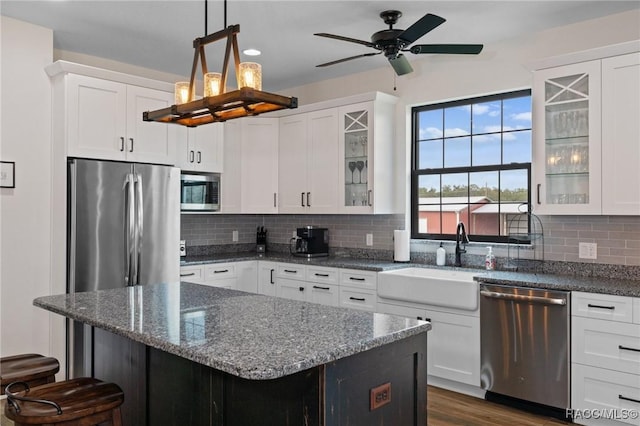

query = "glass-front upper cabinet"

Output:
[[342, 107, 371, 210], [532, 60, 602, 215]]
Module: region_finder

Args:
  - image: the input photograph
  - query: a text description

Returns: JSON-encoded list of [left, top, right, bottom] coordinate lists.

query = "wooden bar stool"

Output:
[[4, 377, 124, 426], [1, 354, 60, 395]]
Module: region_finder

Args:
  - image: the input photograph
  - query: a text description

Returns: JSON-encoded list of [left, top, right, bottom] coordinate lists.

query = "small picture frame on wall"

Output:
[[1, 161, 15, 188]]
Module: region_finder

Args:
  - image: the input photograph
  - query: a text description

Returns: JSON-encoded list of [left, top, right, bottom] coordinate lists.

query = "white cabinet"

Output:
[[179, 265, 206, 284], [601, 52, 640, 215], [533, 49, 640, 216], [222, 118, 279, 213], [338, 268, 377, 311], [235, 261, 258, 293], [176, 124, 224, 173], [571, 291, 640, 426], [204, 262, 237, 289], [257, 261, 278, 296], [278, 109, 339, 213], [338, 96, 396, 214], [180, 261, 258, 291], [65, 74, 176, 164]]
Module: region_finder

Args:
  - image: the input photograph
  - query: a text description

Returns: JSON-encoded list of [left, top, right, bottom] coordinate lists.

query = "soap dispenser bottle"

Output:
[[436, 243, 446, 266], [485, 247, 496, 270]]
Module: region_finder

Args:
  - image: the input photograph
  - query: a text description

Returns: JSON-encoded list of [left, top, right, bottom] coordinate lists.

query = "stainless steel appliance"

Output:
[[290, 226, 329, 257], [480, 283, 570, 416], [67, 158, 180, 425], [180, 172, 219, 211]]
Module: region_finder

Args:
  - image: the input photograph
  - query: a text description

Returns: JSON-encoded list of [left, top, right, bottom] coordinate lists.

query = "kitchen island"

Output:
[[34, 282, 430, 426]]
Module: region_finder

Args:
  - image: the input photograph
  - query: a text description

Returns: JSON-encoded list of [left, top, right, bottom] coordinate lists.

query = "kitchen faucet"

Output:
[[455, 222, 469, 267]]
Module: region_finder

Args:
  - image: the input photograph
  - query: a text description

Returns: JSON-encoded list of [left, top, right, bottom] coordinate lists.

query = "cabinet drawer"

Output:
[[572, 363, 640, 426], [306, 266, 338, 284], [339, 287, 377, 312], [339, 269, 377, 290], [572, 316, 640, 375], [180, 265, 205, 284], [573, 292, 634, 323], [205, 263, 236, 281], [277, 264, 306, 279], [308, 283, 339, 307]]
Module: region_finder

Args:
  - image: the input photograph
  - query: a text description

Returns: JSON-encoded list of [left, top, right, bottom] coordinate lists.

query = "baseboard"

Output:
[[427, 376, 486, 399]]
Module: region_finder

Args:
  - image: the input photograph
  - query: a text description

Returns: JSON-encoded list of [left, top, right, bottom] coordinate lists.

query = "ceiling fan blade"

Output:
[[316, 52, 381, 68], [397, 13, 446, 44], [314, 33, 376, 48], [388, 54, 413, 76], [410, 44, 484, 55]]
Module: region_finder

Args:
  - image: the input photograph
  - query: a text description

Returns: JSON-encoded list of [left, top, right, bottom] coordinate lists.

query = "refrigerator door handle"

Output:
[[124, 173, 135, 286], [134, 173, 144, 286]]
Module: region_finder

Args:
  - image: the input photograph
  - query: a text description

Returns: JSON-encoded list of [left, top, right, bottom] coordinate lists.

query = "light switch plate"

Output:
[[578, 242, 597, 259], [366, 234, 373, 246], [232, 230, 239, 242]]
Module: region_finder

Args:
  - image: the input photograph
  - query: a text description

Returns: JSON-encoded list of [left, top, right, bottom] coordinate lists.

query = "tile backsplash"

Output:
[[181, 214, 640, 267]]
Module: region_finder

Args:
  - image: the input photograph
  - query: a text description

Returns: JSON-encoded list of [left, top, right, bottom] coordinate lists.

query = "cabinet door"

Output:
[[602, 52, 640, 215], [307, 109, 339, 213], [308, 283, 339, 306], [235, 261, 258, 293], [220, 121, 242, 213], [339, 287, 377, 312], [126, 85, 176, 165], [257, 261, 278, 296], [67, 74, 127, 160], [190, 124, 224, 173], [339, 103, 373, 213], [279, 114, 308, 213], [241, 118, 279, 213], [276, 278, 307, 301], [532, 60, 602, 214]]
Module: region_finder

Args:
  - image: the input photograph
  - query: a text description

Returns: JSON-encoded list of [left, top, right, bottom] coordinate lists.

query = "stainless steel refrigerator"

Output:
[[67, 158, 180, 425]]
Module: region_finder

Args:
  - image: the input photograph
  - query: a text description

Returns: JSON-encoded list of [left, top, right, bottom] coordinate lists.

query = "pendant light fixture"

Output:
[[144, 0, 297, 127]]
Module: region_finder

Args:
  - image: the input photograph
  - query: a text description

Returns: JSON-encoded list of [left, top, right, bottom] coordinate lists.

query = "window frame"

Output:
[[410, 89, 532, 243]]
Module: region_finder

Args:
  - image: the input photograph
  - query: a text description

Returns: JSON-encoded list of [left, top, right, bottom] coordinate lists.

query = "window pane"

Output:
[[444, 136, 471, 167], [469, 171, 498, 200], [418, 109, 443, 140], [442, 173, 468, 199], [503, 130, 531, 163], [472, 100, 501, 134], [472, 134, 501, 166], [500, 169, 529, 202], [417, 175, 440, 201], [418, 140, 443, 169], [503, 96, 531, 130], [417, 175, 442, 234], [444, 106, 470, 137]]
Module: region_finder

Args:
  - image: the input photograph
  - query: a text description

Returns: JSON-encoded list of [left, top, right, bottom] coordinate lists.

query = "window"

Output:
[[411, 90, 532, 242]]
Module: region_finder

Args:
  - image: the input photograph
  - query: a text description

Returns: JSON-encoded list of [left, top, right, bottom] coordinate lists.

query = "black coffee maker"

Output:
[[290, 226, 329, 257]]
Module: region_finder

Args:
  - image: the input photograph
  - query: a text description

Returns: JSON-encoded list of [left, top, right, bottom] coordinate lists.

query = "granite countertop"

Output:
[[475, 271, 640, 298], [34, 282, 430, 380]]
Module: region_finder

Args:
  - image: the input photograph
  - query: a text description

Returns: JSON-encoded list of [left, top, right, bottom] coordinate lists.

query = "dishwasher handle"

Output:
[[480, 289, 567, 306]]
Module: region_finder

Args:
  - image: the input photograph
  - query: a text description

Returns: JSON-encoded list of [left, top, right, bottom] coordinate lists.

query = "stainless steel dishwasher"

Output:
[[480, 283, 570, 415]]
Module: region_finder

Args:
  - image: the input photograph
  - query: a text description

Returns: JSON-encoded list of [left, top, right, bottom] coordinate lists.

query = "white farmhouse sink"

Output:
[[378, 267, 479, 311]]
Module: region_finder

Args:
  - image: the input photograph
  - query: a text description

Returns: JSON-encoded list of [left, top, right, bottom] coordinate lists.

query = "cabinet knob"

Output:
[[299, 286, 305, 292]]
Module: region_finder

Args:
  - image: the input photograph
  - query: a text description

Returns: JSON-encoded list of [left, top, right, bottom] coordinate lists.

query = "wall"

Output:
[[0, 17, 54, 357]]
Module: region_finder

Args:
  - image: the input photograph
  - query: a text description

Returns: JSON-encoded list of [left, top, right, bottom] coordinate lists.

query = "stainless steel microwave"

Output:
[[180, 173, 220, 212]]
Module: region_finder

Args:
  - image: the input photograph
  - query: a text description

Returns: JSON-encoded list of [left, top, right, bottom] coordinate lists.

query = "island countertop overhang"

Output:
[[34, 282, 430, 380]]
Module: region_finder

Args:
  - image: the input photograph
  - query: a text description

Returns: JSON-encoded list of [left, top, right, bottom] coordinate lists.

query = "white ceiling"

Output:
[[1, 1, 638, 91]]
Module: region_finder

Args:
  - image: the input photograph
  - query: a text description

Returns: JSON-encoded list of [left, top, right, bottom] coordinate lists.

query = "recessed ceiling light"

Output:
[[243, 48, 261, 56]]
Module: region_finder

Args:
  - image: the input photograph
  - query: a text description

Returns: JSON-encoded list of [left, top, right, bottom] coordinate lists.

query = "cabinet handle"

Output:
[[284, 269, 297, 274], [129, 138, 134, 152], [180, 272, 196, 277], [536, 184, 541, 205], [349, 296, 366, 302], [190, 150, 195, 163], [213, 269, 229, 274], [367, 189, 372, 206], [299, 286, 305, 292], [197, 151, 202, 163], [120, 137, 125, 152], [270, 269, 274, 284], [587, 303, 615, 310], [417, 316, 423, 320], [307, 192, 311, 207], [619, 345, 640, 353], [313, 285, 330, 290], [314, 273, 329, 277], [425, 318, 431, 322], [301, 192, 305, 207], [619, 395, 640, 404], [349, 277, 365, 281], [273, 193, 277, 208]]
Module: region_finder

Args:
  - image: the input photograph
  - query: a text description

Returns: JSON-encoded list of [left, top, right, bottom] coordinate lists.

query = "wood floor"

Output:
[[1, 387, 571, 426], [428, 386, 571, 426]]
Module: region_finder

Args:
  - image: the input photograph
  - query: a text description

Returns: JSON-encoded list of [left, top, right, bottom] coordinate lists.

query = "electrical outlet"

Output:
[[579, 242, 597, 259], [232, 230, 239, 242], [179, 240, 186, 257], [292, 230, 297, 238], [366, 233, 373, 246], [370, 382, 391, 410]]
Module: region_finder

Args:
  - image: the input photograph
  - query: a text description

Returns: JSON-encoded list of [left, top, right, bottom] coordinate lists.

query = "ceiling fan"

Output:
[[314, 10, 483, 76]]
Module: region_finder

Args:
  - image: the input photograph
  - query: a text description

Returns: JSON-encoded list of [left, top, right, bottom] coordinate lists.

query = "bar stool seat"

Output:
[[4, 377, 124, 426], [1, 354, 59, 395]]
